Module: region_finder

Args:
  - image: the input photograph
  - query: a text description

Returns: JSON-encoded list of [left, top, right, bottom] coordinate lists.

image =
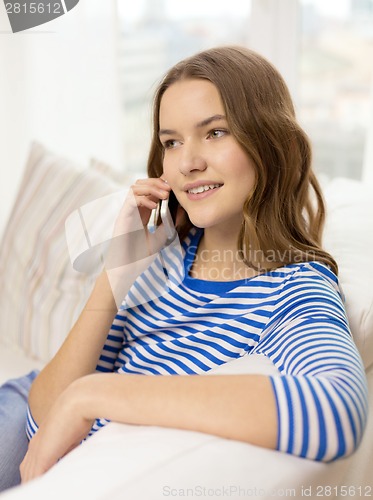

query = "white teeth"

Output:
[[188, 184, 221, 194]]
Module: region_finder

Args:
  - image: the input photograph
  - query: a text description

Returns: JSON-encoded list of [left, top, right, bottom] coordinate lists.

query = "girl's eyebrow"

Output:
[[158, 114, 226, 137]]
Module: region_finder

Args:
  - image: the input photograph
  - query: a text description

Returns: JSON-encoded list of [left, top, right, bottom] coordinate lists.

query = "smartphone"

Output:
[[147, 192, 177, 240], [160, 197, 176, 240], [166, 189, 178, 224]]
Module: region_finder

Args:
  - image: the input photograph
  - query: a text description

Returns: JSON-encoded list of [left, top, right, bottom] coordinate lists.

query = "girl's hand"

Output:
[[130, 177, 171, 227], [109, 177, 172, 255], [131, 177, 185, 229], [104, 177, 173, 307], [20, 383, 94, 483]]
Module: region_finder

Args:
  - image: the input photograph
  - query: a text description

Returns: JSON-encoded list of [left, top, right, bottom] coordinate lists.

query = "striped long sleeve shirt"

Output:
[[27, 228, 368, 462]]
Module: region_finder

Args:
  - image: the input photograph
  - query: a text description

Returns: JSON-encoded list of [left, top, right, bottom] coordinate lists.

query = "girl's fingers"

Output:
[[133, 178, 170, 196], [136, 197, 158, 210], [135, 177, 169, 188], [133, 188, 168, 203], [114, 177, 172, 229], [131, 183, 170, 200], [130, 178, 172, 224]]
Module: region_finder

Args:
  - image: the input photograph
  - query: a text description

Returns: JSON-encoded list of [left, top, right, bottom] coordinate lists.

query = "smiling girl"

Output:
[[11, 46, 368, 482]]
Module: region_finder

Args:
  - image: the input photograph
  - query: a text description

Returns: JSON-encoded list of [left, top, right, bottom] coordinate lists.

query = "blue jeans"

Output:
[[0, 370, 39, 492]]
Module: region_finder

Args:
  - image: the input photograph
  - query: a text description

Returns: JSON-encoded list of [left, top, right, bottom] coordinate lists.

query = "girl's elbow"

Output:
[[313, 412, 368, 463]]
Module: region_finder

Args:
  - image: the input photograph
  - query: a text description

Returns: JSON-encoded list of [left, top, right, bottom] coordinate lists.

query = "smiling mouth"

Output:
[[187, 183, 222, 194]]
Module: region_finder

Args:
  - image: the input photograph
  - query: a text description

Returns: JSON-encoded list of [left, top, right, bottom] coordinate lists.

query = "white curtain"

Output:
[[363, 69, 373, 186], [248, 0, 299, 101], [0, 0, 124, 234]]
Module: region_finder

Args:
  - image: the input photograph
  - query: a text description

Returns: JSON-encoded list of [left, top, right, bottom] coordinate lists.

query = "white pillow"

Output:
[[0, 142, 122, 363], [322, 177, 373, 369], [2, 362, 373, 500]]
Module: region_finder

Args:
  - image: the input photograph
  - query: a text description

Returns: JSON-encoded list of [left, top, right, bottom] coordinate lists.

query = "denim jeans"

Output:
[[0, 370, 39, 492]]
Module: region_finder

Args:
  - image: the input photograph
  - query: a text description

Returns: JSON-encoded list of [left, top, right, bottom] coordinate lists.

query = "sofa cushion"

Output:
[[0, 345, 43, 386], [323, 177, 373, 369], [0, 142, 122, 363]]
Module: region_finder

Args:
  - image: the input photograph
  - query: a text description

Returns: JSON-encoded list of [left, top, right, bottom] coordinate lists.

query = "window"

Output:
[[299, 0, 373, 180], [117, 0, 373, 182], [117, 0, 251, 173]]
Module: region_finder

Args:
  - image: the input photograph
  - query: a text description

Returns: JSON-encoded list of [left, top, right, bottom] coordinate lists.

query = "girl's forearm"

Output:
[[29, 271, 119, 426], [72, 372, 278, 450]]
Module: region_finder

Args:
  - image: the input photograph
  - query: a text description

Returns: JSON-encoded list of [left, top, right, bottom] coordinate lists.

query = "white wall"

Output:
[[0, 1, 125, 236], [248, 0, 299, 101], [363, 66, 373, 185]]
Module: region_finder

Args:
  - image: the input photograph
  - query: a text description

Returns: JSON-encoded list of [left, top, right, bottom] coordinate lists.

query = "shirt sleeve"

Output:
[[95, 307, 127, 373], [26, 404, 39, 440], [255, 263, 369, 462]]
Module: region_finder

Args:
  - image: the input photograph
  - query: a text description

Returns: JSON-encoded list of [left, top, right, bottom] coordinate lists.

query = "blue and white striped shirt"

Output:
[[27, 229, 368, 462]]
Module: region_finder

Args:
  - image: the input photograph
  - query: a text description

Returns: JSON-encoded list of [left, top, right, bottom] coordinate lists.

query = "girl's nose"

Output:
[[179, 142, 207, 176]]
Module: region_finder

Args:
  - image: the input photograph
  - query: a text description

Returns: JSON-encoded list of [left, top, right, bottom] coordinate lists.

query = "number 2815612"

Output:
[[5, 3, 63, 14]]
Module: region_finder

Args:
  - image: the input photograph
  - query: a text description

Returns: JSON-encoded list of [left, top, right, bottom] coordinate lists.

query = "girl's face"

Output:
[[159, 78, 256, 235]]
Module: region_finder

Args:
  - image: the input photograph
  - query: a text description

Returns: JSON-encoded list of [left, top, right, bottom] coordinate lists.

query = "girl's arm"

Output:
[[21, 372, 277, 482], [28, 271, 120, 426], [28, 178, 171, 427], [21, 267, 369, 482]]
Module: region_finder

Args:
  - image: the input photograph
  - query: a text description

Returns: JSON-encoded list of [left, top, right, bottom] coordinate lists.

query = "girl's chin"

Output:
[[188, 217, 214, 229], [187, 213, 243, 235], [186, 209, 218, 228]]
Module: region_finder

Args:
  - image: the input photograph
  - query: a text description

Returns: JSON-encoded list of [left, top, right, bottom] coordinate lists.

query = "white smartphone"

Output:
[[147, 197, 175, 241], [147, 202, 159, 234], [160, 197, 176, 240]]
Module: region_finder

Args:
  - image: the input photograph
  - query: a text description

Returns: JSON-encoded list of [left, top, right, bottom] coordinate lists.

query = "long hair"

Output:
[[147, 46, 338, 275]]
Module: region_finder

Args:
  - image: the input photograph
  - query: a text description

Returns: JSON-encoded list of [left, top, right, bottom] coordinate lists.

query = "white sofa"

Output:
[[0, 142, 372, 499]]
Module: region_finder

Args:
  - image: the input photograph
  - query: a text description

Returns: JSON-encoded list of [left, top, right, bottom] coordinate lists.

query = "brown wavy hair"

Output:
[[147, 46, 338, 275]]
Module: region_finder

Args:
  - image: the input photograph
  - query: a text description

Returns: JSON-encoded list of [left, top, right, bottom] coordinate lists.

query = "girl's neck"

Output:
[[190, 226, 259, 282], [199, 226, 239, 254]]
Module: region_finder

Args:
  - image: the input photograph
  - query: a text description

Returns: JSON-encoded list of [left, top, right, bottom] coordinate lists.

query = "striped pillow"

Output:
[[0, 142, 122, 362]]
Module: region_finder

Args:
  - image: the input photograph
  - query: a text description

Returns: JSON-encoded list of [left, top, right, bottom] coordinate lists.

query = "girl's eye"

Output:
[[208, 129, 227, 139], [163, 139, 180, 150]]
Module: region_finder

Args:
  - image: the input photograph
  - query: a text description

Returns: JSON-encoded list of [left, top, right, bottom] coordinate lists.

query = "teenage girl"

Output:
[[14, 46, 368, 482]]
